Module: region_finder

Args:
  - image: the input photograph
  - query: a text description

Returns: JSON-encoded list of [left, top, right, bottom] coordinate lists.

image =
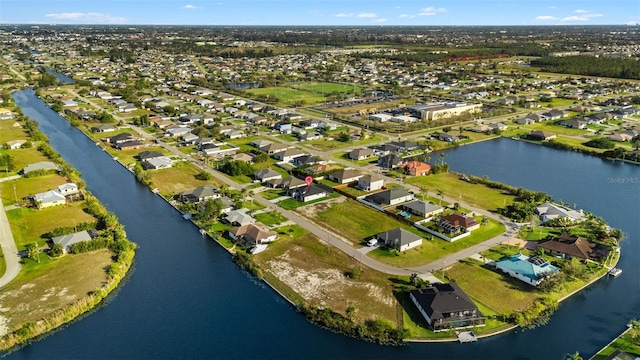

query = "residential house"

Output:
[[348, 148, 375, 161], [494, 254, 559, 286], [22, 161, 59, 175], [141, 156, 173, 170], [410, 283, 485, 332], [389, 141, 420, 153], [138, 150, 165, 161], [253, 168, 282, 183], [375, 228, 422, 252], [542, 109, 566, 120], [32, 190, 66, 209], [115, 140, 145, 151], [229, 153, 254, 163], [535, 202, 585, 223], [179, 185, 220, 203], [260, 142, 289, 154], [91, 124, 117, 133], [166, 127, 192, 138], [6, 139, 26, 150], [106, 132, 134, 145], [377, 154, 405, 169], [400, 161, 431, 176], [365, 187, 414, 207], [229, 222, 277, 246], [57, 183, 79, 196], [400, 200, 444, 218], [298, 132, 324, 142], [328, 168, 363, 184], [273, 148, 306, 163], [291, 155, 323, 167], [527, 130, 556, 141], [290, 184, 328, 202], [223, 208, 255, 226], [437, 213, 480, 234], [251, 139, 272, 149], [537, 234, 599, 261], [357, 175, 384, 192], [559, 119, 587, 129], [489, 123, 508, 132], [51, 230, 93, 253]]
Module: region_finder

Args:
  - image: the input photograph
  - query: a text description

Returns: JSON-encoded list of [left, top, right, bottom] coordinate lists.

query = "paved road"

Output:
[[0, 199, 22, 288]]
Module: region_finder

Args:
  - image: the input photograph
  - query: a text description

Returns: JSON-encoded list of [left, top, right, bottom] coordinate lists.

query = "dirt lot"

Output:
[[258, 238, 398, 323], [0, 250, 113, 336]]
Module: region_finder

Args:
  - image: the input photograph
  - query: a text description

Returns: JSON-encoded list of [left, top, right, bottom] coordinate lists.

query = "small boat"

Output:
[[608, 268, 622, 277]]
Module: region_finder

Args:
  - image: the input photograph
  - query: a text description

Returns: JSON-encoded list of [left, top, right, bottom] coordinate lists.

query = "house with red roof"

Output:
[[400, 161, 431, 176]]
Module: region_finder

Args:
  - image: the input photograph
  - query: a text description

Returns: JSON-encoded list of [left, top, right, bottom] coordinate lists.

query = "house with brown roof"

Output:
[[348, 148, 375, 161], [328, 168, 363, 184], [400, 161, 431, 176], [229, 222, 277, 246], [410, 283, 485, 332], [437, 213, 480, 234], [528, 130, 556, 141], [537, 234, 602, 261]]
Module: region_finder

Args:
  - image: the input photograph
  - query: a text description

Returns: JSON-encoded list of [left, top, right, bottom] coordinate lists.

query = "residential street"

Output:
[[0, 199, 22, 288]]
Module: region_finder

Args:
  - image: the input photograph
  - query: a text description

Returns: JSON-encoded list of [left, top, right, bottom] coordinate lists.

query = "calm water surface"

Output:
[[6, 89, 639, 359]]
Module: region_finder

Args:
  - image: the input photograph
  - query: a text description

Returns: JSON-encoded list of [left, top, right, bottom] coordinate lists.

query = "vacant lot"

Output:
[[255, 233, 398, 323], [246, 87, 326, 106], [0, 249, 112, 337], [147, 162, 221, 197], [291, 82, 361, 96], [405, 173, 516, 212]]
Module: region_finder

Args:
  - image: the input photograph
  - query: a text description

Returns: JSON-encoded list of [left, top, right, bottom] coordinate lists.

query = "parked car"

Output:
[[367, 238, 378, 247]]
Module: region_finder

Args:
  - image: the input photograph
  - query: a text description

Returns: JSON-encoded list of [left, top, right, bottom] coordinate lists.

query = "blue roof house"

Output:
[[494, 254, 559, 286]]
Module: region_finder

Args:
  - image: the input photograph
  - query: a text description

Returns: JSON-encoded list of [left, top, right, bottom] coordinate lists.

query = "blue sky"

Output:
[[2, 0, 639, 26]]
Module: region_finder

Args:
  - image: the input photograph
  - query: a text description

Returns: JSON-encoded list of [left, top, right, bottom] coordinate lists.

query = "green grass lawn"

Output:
[[0, 173, 69, 206], [246, 87, 326, 106], [0, 123, 28, 144], [405, 173, 516, 212], [6, 203, 96, 249], [112, 146, 172, 168], [592, 328, 640, 360], [291, 81, 361, 96], [259, 189, 285, 200], [147, 162, 222, 197], [1, 147, 52, 177], [305, 134, 383, 152], [254, 210, 288, 226]]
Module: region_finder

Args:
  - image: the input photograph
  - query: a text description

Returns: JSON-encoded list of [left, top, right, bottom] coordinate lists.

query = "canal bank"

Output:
[[6, 89, 639, 359]]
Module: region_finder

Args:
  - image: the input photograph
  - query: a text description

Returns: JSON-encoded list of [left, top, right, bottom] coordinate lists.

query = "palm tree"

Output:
[[437, 189, 444, 205], [219, 184, 229, 198], [26, 243, 40, 263], [248, 190, 255, 205], [421, 187, 429, 201]]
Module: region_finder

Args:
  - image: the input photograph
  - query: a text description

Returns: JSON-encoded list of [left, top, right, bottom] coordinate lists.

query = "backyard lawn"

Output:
[[0, 173, 69, 206], [147, 162, 222, 197]]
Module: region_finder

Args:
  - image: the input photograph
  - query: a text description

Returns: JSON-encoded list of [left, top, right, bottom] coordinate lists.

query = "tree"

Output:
[[337, 132, 351, 142], [437, 189, 444, 205], [25, 243, 40, 263], [50, 243, 63, 257]]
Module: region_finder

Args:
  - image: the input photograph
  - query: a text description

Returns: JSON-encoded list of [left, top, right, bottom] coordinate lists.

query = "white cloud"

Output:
[[373, 18, 387, 23], [535, 15, 558, 21], [181, 5, 202, 10], [626, 21, 639, 25], [335, 13, 353, 18], [357, 13, 378, 18], [560, 11, 603, 22], [44, 12, 125, 24], [419, 7, 447, 16]]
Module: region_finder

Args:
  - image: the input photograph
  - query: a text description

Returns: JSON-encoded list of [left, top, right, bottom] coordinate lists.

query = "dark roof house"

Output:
[[409, 283, 485, 332]]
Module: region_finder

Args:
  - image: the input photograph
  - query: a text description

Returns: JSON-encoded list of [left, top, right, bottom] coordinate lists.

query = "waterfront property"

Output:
[[51, 230, 94, 253], [535, 202, 586, 224], [494, 254, 559, 287], [409, 283, 485, 332]]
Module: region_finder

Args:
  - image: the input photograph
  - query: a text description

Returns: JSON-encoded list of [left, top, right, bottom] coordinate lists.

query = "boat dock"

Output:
[[456, 331, 478, 343]]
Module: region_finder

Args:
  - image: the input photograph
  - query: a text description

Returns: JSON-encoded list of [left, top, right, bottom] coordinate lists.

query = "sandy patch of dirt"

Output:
[[295, 195, 346, 219], [265, 249, 394, 308]]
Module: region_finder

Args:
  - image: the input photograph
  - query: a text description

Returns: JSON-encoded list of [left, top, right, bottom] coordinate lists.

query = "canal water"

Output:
[[6, 89, 640, 359]]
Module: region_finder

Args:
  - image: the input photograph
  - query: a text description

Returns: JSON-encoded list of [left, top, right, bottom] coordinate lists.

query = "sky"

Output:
[[2, 0, 639, 26]]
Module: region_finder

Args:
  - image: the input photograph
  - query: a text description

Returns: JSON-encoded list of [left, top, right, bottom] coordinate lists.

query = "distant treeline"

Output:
[[531, 56, 640, 80]]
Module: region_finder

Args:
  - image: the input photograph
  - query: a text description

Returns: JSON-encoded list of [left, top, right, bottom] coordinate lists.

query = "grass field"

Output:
[[405, 173, 516, 212], [246, 87, 326, 106], [0, 122, 27, 145], [147, 162, 221, 197], [254, 210, 287, 226], [290, 82, 361, 96], [6, 203, 96, 249]]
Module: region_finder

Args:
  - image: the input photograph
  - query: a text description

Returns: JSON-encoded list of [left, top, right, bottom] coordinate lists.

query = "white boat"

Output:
[[608, 268, 622, 277]]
